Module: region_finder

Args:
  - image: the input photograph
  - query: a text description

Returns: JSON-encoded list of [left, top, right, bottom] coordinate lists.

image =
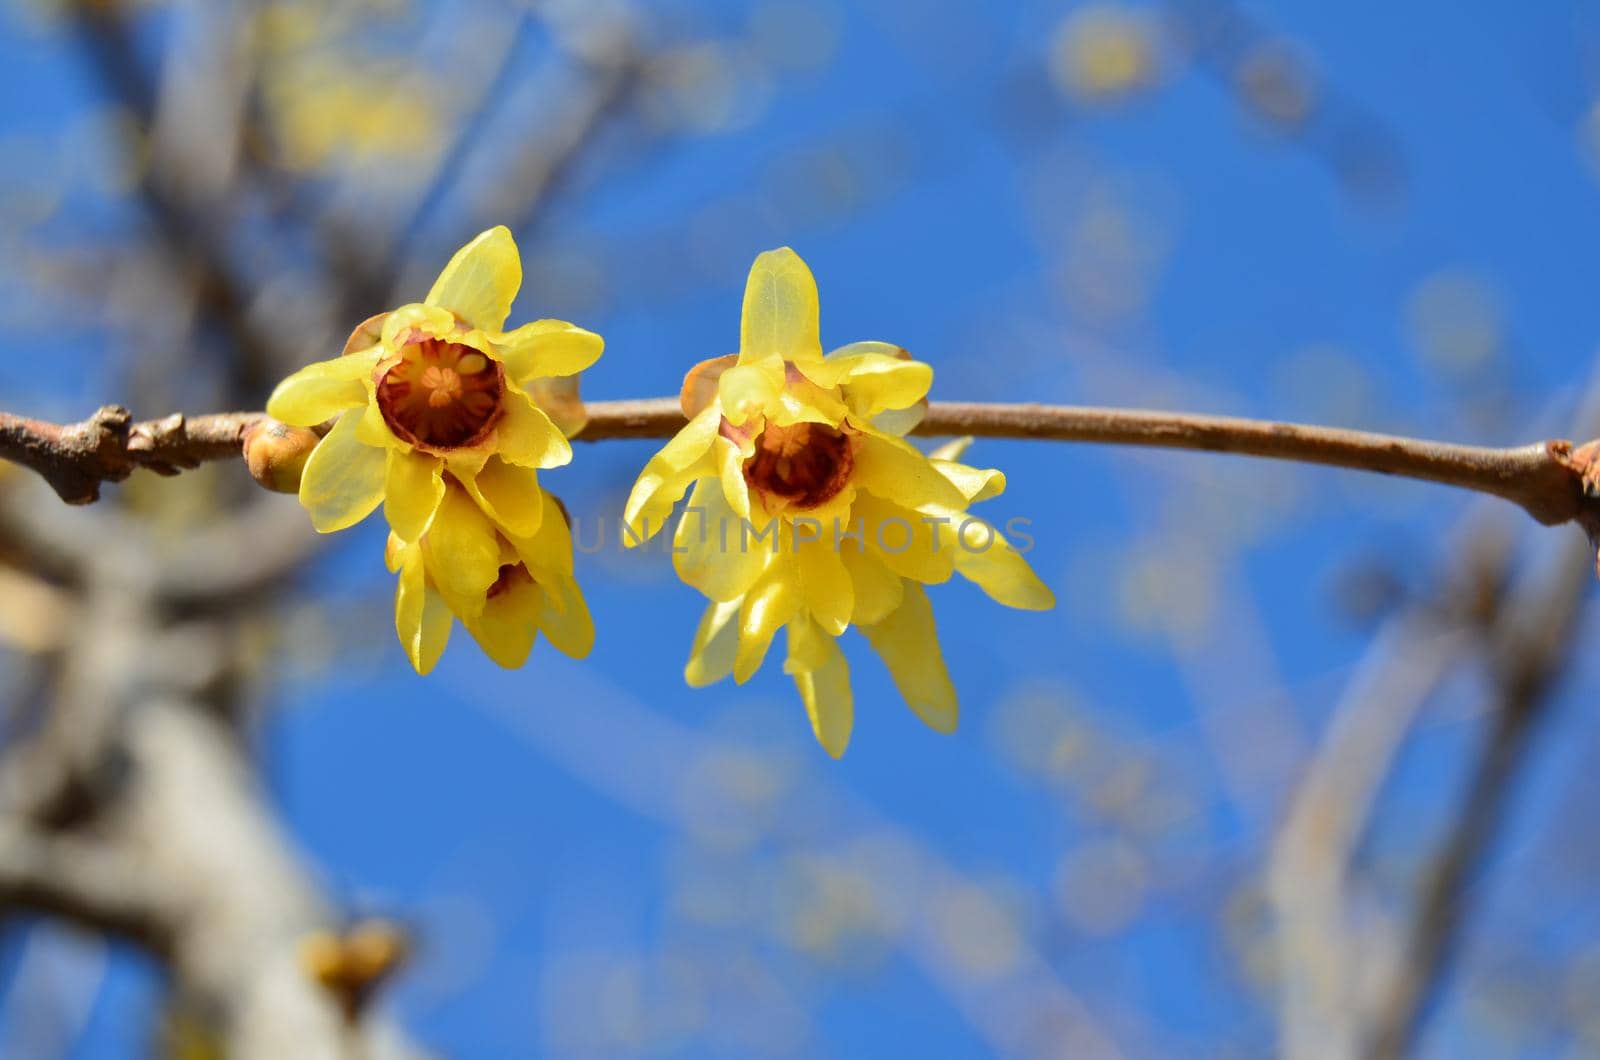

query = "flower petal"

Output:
[[716, 435, 752, 519], [685, 598, 742, 687], [768, 372, 849, 428], [384, 532, 405, 574], [718, 356, 784, 425], [384, 450, 444, 542], [353, 390, 398, 449], [522, 375, 588, 438], [424, 226, 522, 331], [457, 454, 545, 539], [734, 556, 801, 683], [680, 354, 738, 418], [796, 534, 852, 636], [381, 303, 457, 346], [852, 492, 955, 585], [497, 319, 603, 385], [785, 615, 853, 758], [861, 582, 958, 733], [464, 576, 541, 669], [343, 312, 389, 356], [266, 351, 379, 427], [422, 485, 502, 615], [836, 354, 933, 419], [623, 407, 721, 543], [537, 573, 594, 659], [495, 388, 573, 469], [951, 518, 1056, 610], [928, 437, 971, 462], [674, 477, 767, 602], [840, 544, 904, 625], [395, 543, 452, 675], [852, 431, 970, 513], [740, 247, 823, 366], [297, 409, 386, 533], [934, 457, 1006, 503], [825, 340, 903, 362], [516, 491, 574, 576], [871, 402, 928, 437]]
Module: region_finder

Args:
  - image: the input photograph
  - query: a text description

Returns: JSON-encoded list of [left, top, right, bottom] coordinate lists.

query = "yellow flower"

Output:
[[266, 225, 601, 674], [385, 484, 594, 675], [624, 248, 1054, 756], [268, 225, 598, 538]]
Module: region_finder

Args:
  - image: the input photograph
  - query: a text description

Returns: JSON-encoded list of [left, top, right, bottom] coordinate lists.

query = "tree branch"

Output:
[[0, 822, 182, 955], [1359, 529, 1592, 1060], [0, 408, 259, 505], [4, 399, 1598, 531]]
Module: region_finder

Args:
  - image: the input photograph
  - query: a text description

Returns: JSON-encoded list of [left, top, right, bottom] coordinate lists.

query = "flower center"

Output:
[[376, 335, 504, 450], [740, 420, 855, 510]]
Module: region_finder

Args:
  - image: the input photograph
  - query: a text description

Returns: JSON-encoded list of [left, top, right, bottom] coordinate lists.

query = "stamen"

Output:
[[742, 421, 855, 509], [376, 336, 505, 450]]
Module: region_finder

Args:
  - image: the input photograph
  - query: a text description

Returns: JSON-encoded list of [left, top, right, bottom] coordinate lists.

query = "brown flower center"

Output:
[[376, 334, 504, 450], [739, 420, 855, 510]]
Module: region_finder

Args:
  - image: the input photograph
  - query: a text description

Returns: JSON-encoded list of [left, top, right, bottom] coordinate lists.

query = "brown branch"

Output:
[[0, 407, 260, 505], [575, 400, 1594, 530], [915, 402, 1592, 526], [5, 399, 1597, 531]]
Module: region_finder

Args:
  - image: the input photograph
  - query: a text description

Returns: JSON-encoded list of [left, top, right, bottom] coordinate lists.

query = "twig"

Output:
[[67, 2, 293, 394], [489, 9, 642, 238], [916, 402, 1587, 526], [1269, 619, 1475, 1060], [315, 10, 537, 322], [3, 399, 1597, 529], [1360, 529, 1592, 1060], [0, 408, 259, 505]]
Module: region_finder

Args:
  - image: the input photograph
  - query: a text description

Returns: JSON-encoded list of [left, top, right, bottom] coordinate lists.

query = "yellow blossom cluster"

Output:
[[269, 234, 1052, 754], [268, 228, 598, 673], [624, 249, 1053, 755]]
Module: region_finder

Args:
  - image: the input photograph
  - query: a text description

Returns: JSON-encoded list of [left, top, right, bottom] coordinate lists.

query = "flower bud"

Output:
[[297, 930, 345, 990], [243, 418, 321, 494], [296, 919, 409, 1021], [343, 918, 409, 985]]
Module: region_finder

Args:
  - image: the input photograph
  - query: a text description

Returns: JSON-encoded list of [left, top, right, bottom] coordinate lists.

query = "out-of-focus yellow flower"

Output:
[[624, 248, 1054, 756], [384, 486, 593, 675], [267, 226, 601, 673], [1050, 4, 1160, 104], [266, 56, 442, 173]]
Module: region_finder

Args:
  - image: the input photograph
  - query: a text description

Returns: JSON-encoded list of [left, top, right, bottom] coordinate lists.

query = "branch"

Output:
[[1267, 518, 1513, 1060], [0, 822, 181, 956], [1360, 529, 1592, 1060], [0, 407, 259, 505], [4, 399, 1598, 530], [0, 487, 425, 1057], [920, 402, 1595, 526]]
